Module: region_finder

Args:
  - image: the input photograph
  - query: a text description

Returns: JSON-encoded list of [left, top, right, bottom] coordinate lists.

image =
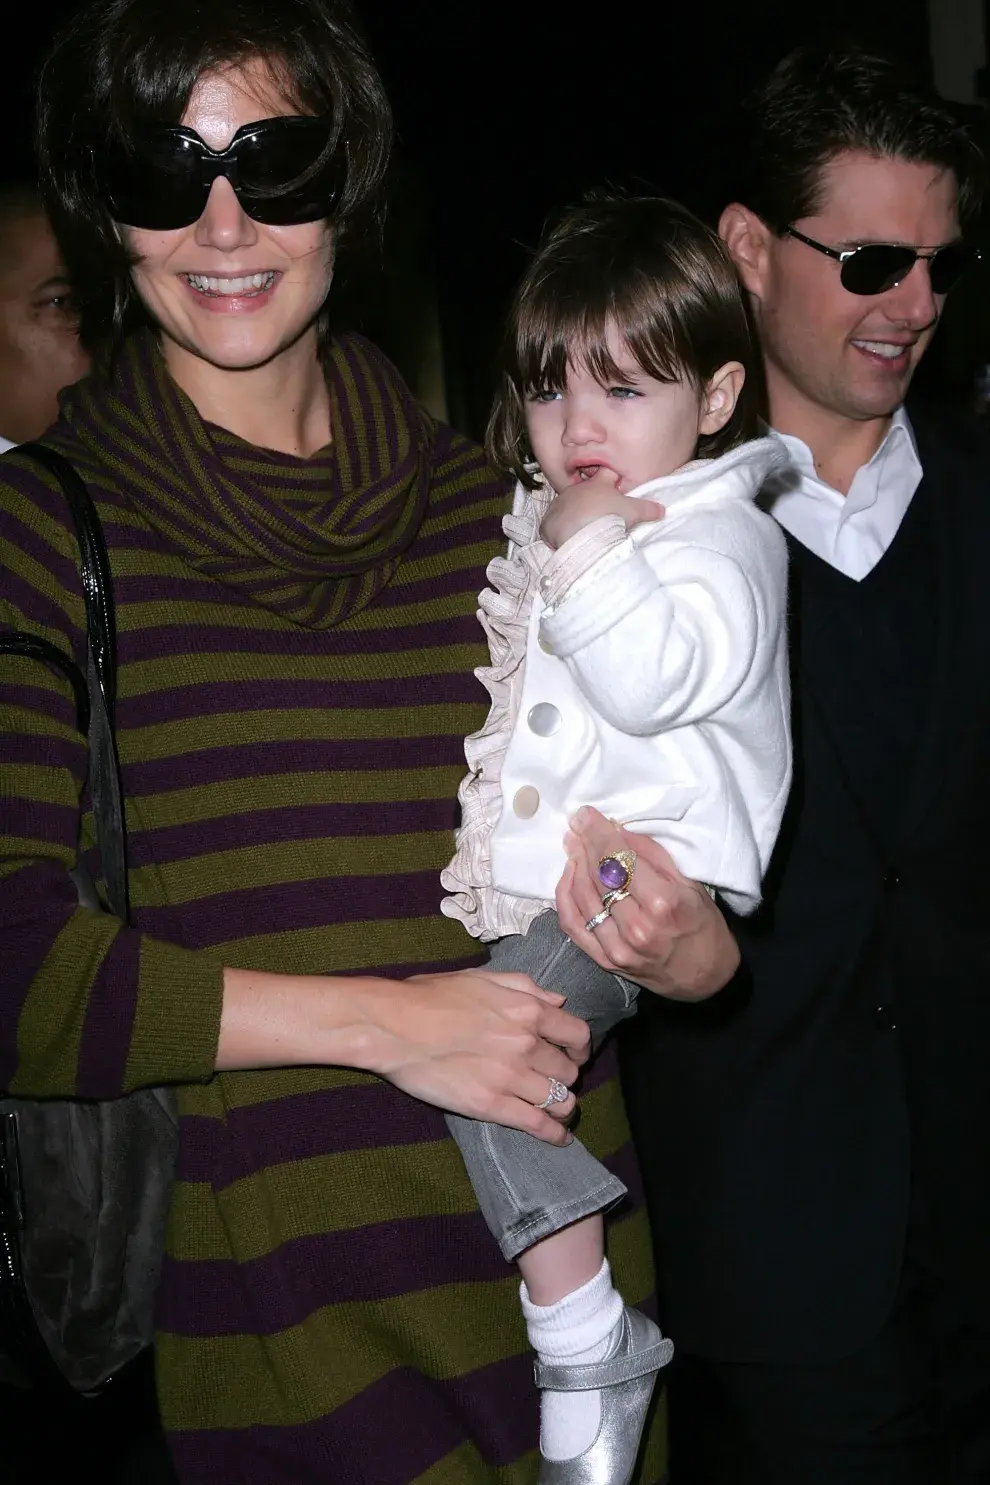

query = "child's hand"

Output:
[[539, 470, 664, 550]]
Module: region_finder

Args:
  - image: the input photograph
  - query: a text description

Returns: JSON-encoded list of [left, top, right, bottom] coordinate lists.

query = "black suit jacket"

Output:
[[620, 402, 990, 1363]]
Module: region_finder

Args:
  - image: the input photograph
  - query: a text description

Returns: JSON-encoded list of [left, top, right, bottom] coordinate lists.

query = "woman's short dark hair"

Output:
[[737, 44, 985, 234], [36, 0, 392, 356], [487, 194, 762, 490]]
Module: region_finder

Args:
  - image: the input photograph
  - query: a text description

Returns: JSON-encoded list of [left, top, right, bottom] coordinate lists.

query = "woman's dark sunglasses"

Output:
[[785, 226, 981, 296], [100, 116, 341, 230]]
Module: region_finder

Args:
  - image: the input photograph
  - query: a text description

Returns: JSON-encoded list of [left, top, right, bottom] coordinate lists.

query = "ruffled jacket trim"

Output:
[[440, 481, 554, 941]]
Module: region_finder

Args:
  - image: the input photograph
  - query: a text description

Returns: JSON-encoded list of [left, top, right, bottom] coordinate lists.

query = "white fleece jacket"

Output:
[[441, 436, 792, 936]]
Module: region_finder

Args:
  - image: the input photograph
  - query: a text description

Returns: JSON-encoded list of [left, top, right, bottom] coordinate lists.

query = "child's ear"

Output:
[[699, 362, 745, 436]]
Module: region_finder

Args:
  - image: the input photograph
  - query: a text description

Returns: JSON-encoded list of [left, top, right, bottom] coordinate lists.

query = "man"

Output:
[[620, 46, 990, 1483], [0, 183, 89, 452]]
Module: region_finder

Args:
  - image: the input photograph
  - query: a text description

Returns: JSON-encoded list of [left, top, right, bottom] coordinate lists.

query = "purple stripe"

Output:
[[126, 798, 456, 868], [0, 683, 77, 729], [0, 507, 82, 596], [116, 670, 478, 730], [117, 613, 487, 665], [158, 1210, 508, 1337], [122, 734, 468, 795], [177, 1081, 453, 1184], [0, 730, 86, 770], [0, 863, 77, 1087], [374, 565, 491, 607], [166, 1348, 536, 1485], [403, 515, 506, 568], [113, 573, 257, 608], [0, 565, 84, 646], [175, 1074, 637, 1198], [76, 930, 140, 1098], [133, 869, 446, 949], [0, 794, 80, 847]]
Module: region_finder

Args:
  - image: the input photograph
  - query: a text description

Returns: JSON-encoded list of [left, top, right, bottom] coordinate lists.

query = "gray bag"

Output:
[[0, 443, 178, 1392]]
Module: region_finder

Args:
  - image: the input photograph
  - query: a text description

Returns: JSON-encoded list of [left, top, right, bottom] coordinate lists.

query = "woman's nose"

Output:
[[194, 176, 259, 251]]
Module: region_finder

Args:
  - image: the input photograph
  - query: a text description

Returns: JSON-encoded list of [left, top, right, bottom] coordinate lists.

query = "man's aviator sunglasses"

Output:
[[99, 115, 341, 230], [785, 226, 980, 297]]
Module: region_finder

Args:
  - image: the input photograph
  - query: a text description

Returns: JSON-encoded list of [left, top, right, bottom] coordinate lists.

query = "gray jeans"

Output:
[[446, 910, 640, 1261]]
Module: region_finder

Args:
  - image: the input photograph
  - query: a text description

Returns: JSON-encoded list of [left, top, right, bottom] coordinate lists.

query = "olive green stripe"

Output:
[[129, 766, 466, 830], [11, 911, 119, 1096], [116, 643, 485, 695], [0, 699, 79, 743], [167, 1140, 479, 1262], [179, 1065, 378, 1117], [113, 583, 485, 637], [126, 935, 222, 1089], [124, 705, 482, 761], [167, 1081, 630, 1261], [350, 539, 499, 597], [604, 1205, 654, 1309], [0, 763, 80, 801], [132, 830, 455, 908], [207, 911, 474, 970], [0, 836, 76, 870], [158, 1278, 526, 1430], [414, 494, 507, 543]]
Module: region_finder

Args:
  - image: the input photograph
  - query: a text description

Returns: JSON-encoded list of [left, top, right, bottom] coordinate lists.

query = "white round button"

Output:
[[538, 634, 554, 654], [512, 786, 540, 819], [527, 702, 561, 737]]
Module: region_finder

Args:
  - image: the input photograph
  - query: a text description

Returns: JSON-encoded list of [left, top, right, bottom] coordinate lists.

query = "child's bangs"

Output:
[[513, 282, 684, 393]]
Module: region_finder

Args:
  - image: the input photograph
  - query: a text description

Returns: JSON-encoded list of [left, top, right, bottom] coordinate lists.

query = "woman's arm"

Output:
[[220, 962, 589, 1142]]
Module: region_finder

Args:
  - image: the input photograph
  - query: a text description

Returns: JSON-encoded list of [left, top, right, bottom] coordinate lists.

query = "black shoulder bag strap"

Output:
[[7, 444, 130, 917], [0, 443, 177, 1394]]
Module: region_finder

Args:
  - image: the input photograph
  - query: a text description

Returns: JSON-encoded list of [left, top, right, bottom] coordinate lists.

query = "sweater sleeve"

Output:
[[538, 526, 762, 736], [0, 456, 222, 1099]]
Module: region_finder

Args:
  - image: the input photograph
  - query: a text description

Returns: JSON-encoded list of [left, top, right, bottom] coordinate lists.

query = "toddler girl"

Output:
[[441, 194, 792, 1484]]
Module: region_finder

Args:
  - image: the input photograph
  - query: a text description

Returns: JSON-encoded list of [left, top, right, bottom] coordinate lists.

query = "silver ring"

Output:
[[537, 1076, 569, 1110], [585, 885, 631, 931], [601, 887, 631, 911]]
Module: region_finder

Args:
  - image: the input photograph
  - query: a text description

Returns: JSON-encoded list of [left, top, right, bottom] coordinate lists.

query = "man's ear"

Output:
[[699, 361, 746, 437], [718, 202, 772, 301]]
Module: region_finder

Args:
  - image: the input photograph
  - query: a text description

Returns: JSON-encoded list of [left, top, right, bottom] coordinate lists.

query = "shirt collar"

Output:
[[772, 407, 919, 509]]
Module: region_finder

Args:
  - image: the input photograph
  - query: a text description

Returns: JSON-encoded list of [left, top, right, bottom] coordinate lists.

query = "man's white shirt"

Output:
[[0, 435, 16, 455], [762, 407, 923, 580]]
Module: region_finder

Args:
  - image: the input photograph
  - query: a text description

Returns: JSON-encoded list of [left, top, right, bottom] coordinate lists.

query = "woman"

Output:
[[0, 0, 737, 1479]]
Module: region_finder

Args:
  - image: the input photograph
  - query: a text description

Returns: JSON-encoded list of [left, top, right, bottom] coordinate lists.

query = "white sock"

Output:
[[521, 1258, 625, 1462]]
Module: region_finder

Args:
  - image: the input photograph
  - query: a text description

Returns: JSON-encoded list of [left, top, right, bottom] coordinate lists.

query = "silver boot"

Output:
[[535, 1307, 673, 1485]]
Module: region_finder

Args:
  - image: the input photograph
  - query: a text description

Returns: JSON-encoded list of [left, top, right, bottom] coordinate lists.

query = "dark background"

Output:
[[0, 1, 986, 1479], [4, 0, 976, 444]]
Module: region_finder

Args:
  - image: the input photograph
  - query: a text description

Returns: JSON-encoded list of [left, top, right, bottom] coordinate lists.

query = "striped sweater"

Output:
[[0, 333, 666, 1484]]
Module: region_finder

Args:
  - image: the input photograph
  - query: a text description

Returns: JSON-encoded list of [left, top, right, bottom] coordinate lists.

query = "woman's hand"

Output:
[[364, 968, 589, 1143], [555, 807, 740, 1001], [220, 962, 590, 1144]]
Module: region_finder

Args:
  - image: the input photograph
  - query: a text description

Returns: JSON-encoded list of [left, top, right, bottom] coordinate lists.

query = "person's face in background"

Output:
[[0, 206, 91, 443]]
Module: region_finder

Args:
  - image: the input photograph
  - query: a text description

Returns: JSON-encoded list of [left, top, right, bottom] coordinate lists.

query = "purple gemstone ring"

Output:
[[598, 849, 637, 893]]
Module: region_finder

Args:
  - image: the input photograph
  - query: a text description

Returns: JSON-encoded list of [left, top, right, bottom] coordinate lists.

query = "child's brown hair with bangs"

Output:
[[487, 193, 762, 491]]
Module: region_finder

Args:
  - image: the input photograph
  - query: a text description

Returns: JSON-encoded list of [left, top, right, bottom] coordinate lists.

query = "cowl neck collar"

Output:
[[62, 330, 434, 627]]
